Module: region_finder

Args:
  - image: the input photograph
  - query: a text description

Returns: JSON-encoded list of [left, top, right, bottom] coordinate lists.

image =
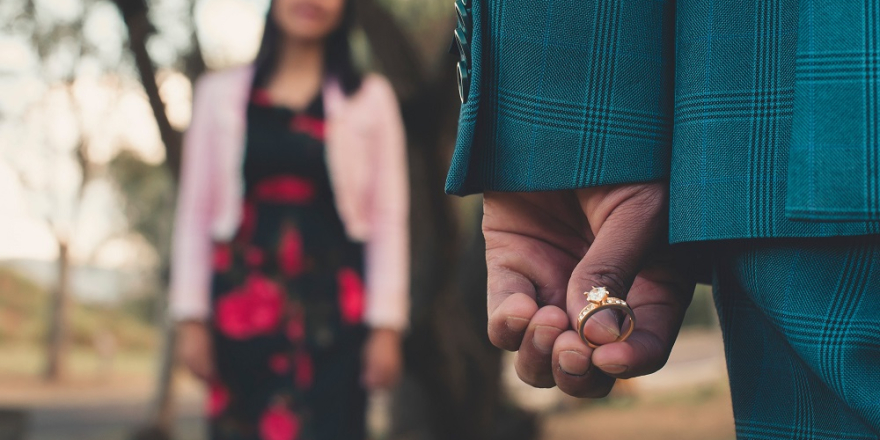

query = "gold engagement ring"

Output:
[[576, 287, 636, 348]]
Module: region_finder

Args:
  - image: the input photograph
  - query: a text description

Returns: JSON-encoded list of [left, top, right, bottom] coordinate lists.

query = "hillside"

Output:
[[0, 266, 157, 352]]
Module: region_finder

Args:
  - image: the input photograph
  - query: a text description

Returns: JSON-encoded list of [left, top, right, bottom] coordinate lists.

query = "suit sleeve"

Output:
[[168, 76, 217, 321], [445, 0, 675, 195]]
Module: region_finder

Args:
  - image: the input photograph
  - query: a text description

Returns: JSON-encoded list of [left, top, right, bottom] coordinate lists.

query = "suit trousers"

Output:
[[713, 238, 880, 439]]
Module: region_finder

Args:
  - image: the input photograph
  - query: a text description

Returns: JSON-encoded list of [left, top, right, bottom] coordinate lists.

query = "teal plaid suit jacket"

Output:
[[446, 0, 880, 243]]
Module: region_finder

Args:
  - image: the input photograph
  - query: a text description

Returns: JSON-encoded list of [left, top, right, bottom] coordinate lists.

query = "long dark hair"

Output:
[[251, 0, 362, 95]]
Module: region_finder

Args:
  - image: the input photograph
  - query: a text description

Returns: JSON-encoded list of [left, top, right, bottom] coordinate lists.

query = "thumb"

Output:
[[566, 184, 666, 347]]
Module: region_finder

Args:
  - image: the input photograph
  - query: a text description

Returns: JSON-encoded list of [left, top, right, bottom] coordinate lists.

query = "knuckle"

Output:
[[574, 264, 630, 295], [616, 182, 666, 208], [484, 235, 507, 254], [632, 184, 667, 209], [487, 320, 521, 351], [604, 184, 668, 231]]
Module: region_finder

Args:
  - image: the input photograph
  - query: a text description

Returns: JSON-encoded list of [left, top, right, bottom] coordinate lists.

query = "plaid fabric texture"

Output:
[[446, 0, 880, 243], [671, 0, 880, 242], [714, 238, 880, 439], [445, 0, 675, 194], [787, 0, 880, 222], [447, 0, 483, 191]]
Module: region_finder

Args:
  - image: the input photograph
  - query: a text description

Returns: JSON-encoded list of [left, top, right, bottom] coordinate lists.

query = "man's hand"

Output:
[[483, 183, 694, 397]]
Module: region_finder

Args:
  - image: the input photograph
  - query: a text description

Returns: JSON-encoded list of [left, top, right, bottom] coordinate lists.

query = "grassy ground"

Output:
[[0, 266, 158, 351], [0, 343, 156, 379]]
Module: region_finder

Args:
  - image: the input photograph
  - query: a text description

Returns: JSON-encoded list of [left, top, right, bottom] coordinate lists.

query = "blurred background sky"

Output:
[[0, 0, 265, 268], [0, 0, 289, 268]]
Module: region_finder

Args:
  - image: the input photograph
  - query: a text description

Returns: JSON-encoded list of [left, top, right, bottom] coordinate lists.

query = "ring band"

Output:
[[576, 287, 635, 348]]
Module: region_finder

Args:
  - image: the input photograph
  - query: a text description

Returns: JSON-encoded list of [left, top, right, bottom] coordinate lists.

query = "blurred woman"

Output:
[[168, 0, 409, 438]]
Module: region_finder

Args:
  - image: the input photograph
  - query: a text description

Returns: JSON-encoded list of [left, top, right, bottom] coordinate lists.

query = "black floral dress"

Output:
[[207, 89, 368, 440]]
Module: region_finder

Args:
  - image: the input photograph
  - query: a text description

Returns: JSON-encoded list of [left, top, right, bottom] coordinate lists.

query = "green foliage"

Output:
[[372, 0, 457, 68], [0, 266, 49, 344], [378, 0, 449, 29], [681, 284, 718, 329], [120, 292, 161, 325], [0, 266, 157, 351], [68, 303, 157, 351], [108, 150, 176, 260]]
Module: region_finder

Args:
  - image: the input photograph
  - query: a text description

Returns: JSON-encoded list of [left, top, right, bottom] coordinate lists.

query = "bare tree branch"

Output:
[[113, 0, 184, 179]]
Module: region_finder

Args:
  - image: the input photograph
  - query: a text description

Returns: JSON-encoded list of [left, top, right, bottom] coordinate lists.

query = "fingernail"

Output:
[[532, 326, 558, 354], [597, 364, 628, 375], [505, 317, 529, 333], [558, 350, 590, 376]]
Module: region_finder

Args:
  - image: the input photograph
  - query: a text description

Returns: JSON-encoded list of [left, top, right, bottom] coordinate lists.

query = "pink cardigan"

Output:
[[169, 66, 410, 331]]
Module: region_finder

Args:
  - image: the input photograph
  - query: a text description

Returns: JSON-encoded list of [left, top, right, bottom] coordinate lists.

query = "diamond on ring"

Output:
[[586, 286, 608, 303], [577, 287, 636, 348]]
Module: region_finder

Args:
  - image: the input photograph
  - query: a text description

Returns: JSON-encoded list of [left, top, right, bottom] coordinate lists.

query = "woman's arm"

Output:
[[168, 75, 217, 322], [362, 75, 410, 332]]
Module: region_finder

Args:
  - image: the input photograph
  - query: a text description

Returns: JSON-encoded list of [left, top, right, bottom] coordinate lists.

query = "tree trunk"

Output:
[[115, 0, 183, 177], [44, 240, 71, 382], [113, 1, 189, 438]]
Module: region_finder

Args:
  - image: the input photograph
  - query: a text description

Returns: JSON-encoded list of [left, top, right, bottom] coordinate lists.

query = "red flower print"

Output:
[[215, 294, 250, 339], [215, 275, 284, 340], [246, 247, 265, 267], [290, 115, 325, 140], [253, 176, 315, 204], [278, 227, 304, 277], [259, 405, 300, 440], [206, 381, 230, 418], [247, 275, 285, 333], [293, 351, 314, 390], [269, 353, 291, 375], [337, 268, 365, 325], [213, 244, 232, 272]]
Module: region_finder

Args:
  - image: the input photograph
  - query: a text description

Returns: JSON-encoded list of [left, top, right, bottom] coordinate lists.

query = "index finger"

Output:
[[484, 192, 581, 351], [485, 238, 572, 350]]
